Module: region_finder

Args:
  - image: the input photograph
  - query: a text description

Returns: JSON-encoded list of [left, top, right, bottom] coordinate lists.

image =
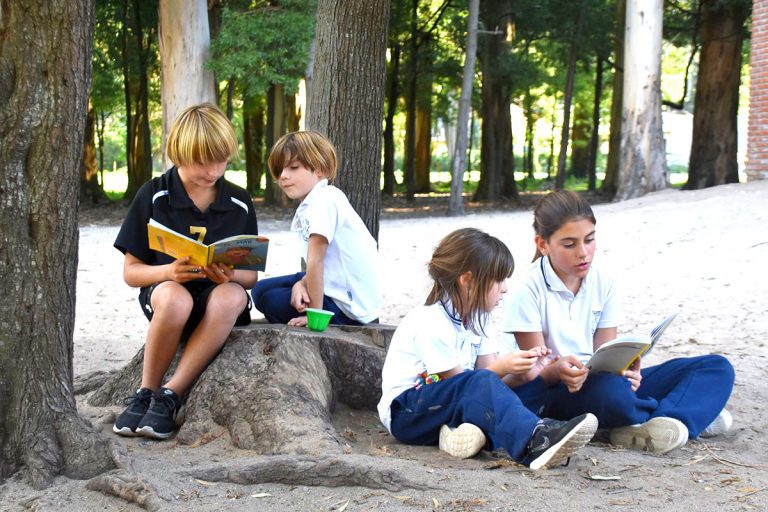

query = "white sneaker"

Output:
[[700, 409, 733, 438], [609, 417, 688, 454], [439, 423, 486, 459]]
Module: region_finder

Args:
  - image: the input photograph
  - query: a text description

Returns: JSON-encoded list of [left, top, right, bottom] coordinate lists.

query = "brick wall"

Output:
[[747, 0, 768, 180]]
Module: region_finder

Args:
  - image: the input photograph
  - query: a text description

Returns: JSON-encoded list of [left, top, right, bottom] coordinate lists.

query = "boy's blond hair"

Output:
[[166, 103, 237, 167], [268, 131, 338, 183]]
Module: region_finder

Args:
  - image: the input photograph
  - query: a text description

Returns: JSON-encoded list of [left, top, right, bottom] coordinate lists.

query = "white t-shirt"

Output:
[[292, 179, 381, 323], [500, 257, 620, 363], [377, 301, 498, 433]]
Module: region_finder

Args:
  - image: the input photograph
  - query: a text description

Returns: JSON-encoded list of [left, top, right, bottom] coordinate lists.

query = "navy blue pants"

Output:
[[542, 355, 734, 437], [251, 272, 363, 325], [389, 369, 546, 463]]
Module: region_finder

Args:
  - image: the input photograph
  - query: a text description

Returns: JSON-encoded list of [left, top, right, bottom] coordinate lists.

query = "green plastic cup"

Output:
[[305, 308, 334, 332]]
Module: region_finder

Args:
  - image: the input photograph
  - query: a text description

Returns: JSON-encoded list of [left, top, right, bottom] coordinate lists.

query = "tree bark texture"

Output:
[[158, 0, 217, 169], [87, 325, 393, 454], [616, 0, 669, 201], [449, 0, 479, 215], [307, 0, 390, 241], [685, 0, 748, 189], [602, 0, 625, 197], [0, 0, 114, 487], [475, 0, 517, 201], [184, 454, 435, 492]]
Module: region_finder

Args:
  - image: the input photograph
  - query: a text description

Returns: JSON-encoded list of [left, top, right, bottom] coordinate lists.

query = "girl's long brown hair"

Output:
[[426, 228, 514, 336], [532, 190, 596, 261]]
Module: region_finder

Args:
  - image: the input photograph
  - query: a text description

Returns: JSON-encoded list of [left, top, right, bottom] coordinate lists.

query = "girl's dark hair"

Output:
[[532, 190, 596, 261], [426, 228, 514, 336]]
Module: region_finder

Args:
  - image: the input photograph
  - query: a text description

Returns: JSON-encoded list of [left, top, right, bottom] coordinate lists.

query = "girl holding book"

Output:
[[502, 190, 734, 454], [378, 228, 598, 469]]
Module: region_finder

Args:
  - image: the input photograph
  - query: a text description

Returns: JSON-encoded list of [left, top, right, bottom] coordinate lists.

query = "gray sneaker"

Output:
[[700, 409, 733, 438], [609, 417, 688, 454], [438, 423, 486, 459]]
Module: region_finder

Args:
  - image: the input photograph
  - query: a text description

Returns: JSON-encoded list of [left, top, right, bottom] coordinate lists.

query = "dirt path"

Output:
[[1, 181, 767, 511]]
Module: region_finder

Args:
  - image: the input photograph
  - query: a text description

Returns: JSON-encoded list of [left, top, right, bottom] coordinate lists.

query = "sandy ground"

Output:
[[2, 181, 768, 511]]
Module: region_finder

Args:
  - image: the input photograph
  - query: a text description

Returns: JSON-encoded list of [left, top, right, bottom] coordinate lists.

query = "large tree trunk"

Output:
[[602, 0, 625, 197], [475, 0, 517, 201], [307, 0, 390, 240], [87, 326, 393, 453], [448, 0, 479, 216], [685, 0, 748, 189], [616, 0, 668, 200], [0, 0, 114, 488], [81, 100, 108, 205], [158, 0, 217, 168]]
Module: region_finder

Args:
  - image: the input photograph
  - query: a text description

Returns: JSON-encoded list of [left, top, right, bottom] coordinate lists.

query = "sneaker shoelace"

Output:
[[152, 392, 178, 417], [123, 391, 151, 408]]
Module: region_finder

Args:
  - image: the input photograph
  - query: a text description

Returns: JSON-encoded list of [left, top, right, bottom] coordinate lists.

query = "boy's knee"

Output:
[[151, 282, 193, 316], [208, 284, 248, 318]]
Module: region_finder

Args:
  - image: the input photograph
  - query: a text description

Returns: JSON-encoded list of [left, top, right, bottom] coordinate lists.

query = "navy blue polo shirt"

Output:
[[114, 167, 259, 272]]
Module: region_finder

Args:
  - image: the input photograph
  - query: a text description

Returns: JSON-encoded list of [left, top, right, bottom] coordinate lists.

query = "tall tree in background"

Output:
[[686, 0, 750, 189], [0, 0, 114, 486], [91, 0, 128, 199], [449, 0, 480, 216], [616, 0, 668, 200], [158, 0, 217, 168], [602, 0, 625, 196], [208, 0, 316, 199], [307, 0, 390, 240], [122, 0, 157, 201], [474, 0, 518, 201], [81, 99, 108, 204], [554, 0, 588, 190]]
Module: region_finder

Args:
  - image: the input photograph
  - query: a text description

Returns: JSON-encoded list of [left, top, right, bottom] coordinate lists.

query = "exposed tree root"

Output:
[[183, 455, 440, 492], [84, 440, 163, 511], [74, 370, 115, 395], [85, 469, 164, 511]]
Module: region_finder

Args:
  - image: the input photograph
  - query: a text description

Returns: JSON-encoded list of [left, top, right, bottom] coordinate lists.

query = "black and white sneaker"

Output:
[[526, 413, 598, 470], [135, 387, 182, 440], [113, 388, 153, 437]]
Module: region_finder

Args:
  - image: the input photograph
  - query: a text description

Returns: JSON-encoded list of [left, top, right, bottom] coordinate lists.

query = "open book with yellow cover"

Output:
[[586, 312, 679, 374], [147, 219, 269, 271]]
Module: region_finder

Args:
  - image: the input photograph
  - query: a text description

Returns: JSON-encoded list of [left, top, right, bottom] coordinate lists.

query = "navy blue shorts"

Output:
[[139, 280, 251, 338]]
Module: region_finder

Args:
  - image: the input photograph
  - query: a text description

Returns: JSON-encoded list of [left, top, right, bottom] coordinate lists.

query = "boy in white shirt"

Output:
[[251, 131, 381, 326]]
